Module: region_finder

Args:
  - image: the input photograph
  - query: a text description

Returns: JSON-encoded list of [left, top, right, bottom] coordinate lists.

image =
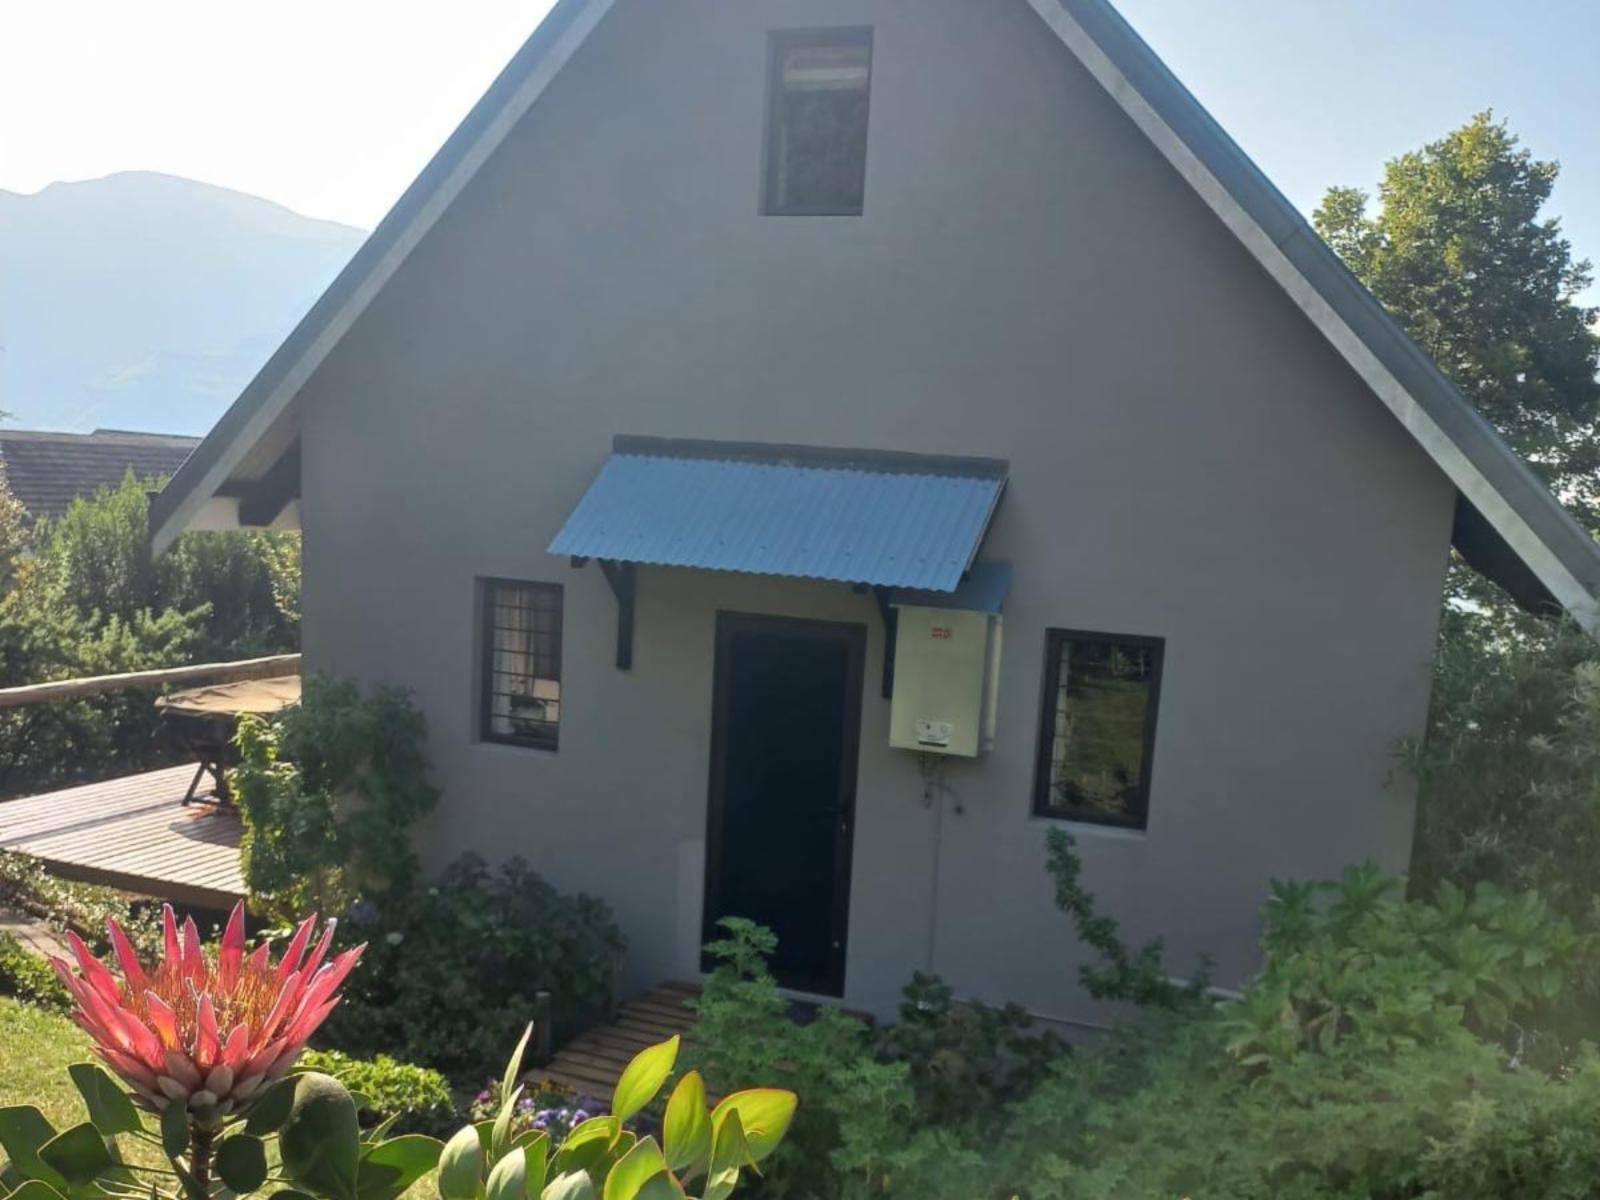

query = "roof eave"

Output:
[[1031, 0, 1600, 632], [148, 0, 616, 556]]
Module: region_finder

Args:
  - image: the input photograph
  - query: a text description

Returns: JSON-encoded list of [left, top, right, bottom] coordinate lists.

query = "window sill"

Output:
[[761, 208, 866, 218], [472, 736, 559, 760], [1028, 813, 1149, 842]]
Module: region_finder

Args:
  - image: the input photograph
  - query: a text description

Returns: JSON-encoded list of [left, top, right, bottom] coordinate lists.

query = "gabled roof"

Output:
[[148, 0, 1600, 633], [2, 428, 200, 521]]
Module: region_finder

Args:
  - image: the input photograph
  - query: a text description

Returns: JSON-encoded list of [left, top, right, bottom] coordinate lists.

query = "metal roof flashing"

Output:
[[892, 561, 1014, 614], [611, 435, 1009, 481]]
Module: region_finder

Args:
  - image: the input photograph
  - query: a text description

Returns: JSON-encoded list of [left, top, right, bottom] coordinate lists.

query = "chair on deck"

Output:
[[155, 676, 301, 806]]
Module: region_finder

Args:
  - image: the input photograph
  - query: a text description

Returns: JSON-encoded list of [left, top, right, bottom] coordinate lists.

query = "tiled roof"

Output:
[[0, 428, 200, 521]]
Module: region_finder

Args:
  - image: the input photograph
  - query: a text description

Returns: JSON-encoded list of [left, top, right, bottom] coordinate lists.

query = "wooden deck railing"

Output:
[[0, 654, 301, 709]]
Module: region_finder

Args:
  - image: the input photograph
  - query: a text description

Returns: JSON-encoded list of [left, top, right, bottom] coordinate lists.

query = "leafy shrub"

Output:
[[875, 972, 1063, 1128], [0, 459, 25, 595], [687, 920, 1071, 1200], [696, 842, 1600, 1200], [971, 1017, 1600, 1200], [0, 470, 298, 797], [317, 854, 624, 1082], [235, 675, 618, 1086], [30, 469, 296, 658], [687, 920, 878, 1200], [1225, 864, 1592, 1070], [0, 598, 202, 796], [232, 675, 438, 915], [296, 1048, 457, 1137], [0, 931, 72, 1012], [1409, 612, 1600, 928], [832, 857, 1600, 1200]]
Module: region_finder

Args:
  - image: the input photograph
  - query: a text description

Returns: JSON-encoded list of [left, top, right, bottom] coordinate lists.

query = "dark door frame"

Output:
[[702, 611, 867, 997]]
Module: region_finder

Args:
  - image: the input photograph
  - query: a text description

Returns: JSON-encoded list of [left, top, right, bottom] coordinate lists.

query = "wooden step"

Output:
[[528, 978, 854, 1108]]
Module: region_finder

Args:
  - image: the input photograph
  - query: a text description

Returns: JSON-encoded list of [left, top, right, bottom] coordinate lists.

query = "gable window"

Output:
[[763, 28, 873, 216], [1033, 629, 1164, 829], [480, 579, 562, 750]]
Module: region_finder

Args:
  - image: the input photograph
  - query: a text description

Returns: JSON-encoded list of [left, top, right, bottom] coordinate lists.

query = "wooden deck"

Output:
[[532, 983, 702, 1100], [0, 765, 244, 910]]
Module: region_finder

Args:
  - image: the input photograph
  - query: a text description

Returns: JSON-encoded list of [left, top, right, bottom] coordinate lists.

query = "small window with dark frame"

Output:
[[1033, 630, 1164, 829], [480, 579, 563, 750], [763, 28, 873, 216]]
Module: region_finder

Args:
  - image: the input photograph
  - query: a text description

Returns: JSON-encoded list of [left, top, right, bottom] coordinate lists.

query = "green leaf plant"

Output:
[[0, 1064, 439, 1200], [16, 893, 792, 1200], [0, 1030, 793, 1200], [433, 1027, 796, 1200]]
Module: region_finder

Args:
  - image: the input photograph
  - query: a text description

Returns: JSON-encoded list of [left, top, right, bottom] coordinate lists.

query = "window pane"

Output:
[[766, 32, 872, 215], [481, 579, 562, 749], [1038, 633, 1161, 825]]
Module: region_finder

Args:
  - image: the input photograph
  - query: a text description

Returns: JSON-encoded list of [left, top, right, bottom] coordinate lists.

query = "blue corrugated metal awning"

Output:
[[550, 437, 1007, 592], [892, 561, 1012, 614]]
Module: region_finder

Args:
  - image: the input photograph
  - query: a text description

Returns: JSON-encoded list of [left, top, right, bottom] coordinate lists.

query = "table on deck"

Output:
[[156, 676, 301, 805]]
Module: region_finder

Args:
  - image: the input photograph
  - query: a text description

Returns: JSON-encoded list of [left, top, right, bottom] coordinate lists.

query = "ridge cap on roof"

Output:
[[0, 428, 201, 447]]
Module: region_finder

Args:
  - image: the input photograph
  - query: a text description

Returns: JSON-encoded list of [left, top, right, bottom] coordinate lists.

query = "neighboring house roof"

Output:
[[2, 428, 199, 522], [147, 0, 1600, 633], [550, 437, 1009, 591]]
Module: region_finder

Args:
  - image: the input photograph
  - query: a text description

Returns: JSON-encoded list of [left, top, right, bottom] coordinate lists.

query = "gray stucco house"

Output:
[[152, 0, 1600, 1024]]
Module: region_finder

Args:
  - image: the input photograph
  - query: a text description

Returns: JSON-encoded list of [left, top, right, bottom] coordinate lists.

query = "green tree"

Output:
[[0, 459, 26, 595], [32, 470, 299, 658], [1405, 608, 1600, 925], [0, 592, 202, 794], [0, 472, 301, 795], [1315, 113, 1600, 530], [1316, 117, 1600, 916]]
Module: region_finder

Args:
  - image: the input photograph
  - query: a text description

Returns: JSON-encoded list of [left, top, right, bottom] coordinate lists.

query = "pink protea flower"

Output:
[[51, 901, 363, 1119]]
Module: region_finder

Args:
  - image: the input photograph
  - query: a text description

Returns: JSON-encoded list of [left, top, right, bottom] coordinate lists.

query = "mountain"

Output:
[[0, 172, 367, 434]]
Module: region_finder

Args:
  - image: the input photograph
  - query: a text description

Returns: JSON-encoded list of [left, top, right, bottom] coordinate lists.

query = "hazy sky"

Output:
[[3, 1, 1597, 298]]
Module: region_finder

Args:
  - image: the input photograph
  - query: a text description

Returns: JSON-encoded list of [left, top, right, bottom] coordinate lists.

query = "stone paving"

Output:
[[0, 906, 68, 961]]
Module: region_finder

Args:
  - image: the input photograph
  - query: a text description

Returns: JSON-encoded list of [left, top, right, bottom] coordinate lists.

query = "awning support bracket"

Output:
[[873, 586, 897, 700], [593, 559, 636, 670]]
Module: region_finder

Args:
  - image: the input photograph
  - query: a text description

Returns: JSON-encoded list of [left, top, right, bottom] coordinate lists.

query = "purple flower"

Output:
[[347, 899, 380, 926]]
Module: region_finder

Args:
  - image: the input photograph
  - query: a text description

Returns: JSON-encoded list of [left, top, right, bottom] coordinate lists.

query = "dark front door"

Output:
[[703, 612, 866, 996]]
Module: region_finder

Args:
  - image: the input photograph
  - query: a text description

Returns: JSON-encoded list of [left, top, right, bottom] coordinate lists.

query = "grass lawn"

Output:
[[0, 997, 437, 1198], [0, 998, 176, 1174], [0, 995, 100, 1128]]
